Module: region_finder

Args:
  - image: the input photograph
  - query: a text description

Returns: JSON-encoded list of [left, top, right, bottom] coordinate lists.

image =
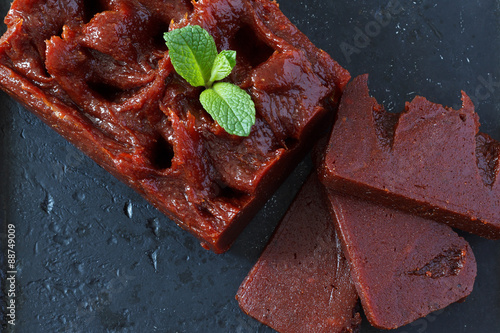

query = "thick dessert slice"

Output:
[[0, 0, 350, 252], [321, 74, 500, 239], [236, 174, 361, 333], [326, 190, 477, 329]]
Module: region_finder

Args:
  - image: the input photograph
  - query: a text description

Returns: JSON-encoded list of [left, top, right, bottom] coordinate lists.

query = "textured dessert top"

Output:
[[326, 190, 476, 329], [237, 174, 360, 333], [321, 74, 500, 239], [0, 0, 350, 252]]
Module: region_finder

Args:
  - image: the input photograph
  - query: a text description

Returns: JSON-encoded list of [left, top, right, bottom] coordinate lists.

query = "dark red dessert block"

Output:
[[321, 74, 500, 239], [0, 0, 350, 252], [236, 174, 361, 333], [326, 190, 476, 329]]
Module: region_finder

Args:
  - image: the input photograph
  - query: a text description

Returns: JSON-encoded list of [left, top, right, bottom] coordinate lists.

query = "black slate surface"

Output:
[[1, 0, 499, 332]]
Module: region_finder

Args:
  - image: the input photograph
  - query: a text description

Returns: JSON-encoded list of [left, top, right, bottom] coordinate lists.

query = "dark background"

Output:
[[1, 0, 499, 332]]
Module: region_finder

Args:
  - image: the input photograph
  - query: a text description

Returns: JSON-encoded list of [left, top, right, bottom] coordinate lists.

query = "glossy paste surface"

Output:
[[327, 191, 476, 329], [0, 0, 349, 252], [237, 174, 360, 333], [322, 75, 500, 239]]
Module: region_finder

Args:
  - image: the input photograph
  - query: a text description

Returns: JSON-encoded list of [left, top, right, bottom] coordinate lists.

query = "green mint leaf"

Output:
[[164, 25, 217, 87], [219, 50, 236, 68], [199, 82, 256, 136], [208, 50, 236, 86], [164, 26, 256, 136]]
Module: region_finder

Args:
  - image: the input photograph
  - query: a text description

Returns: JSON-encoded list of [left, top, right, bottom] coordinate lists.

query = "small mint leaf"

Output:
[[199, 82, 256, 136], [164, 25, 217, 87], [220, 50, 236, 68], [208, 50, 236, 86]]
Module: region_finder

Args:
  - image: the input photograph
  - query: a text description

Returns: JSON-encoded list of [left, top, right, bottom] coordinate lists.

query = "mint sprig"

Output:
[[164, 25, 256, 137]]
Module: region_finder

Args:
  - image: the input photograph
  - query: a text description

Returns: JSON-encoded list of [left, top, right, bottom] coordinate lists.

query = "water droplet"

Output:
[[49, 222, 61, 233], [149, 248, 159, 272], [76, 263, 84, 274], [53, 235, 72, 246], [107, 236, 118, 245], [73, 191, 86, 201], [147, 218, 161, 237], [124, 201, 133, 218], [41, 193, 54, 214], [76, 226, 87, 237]]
